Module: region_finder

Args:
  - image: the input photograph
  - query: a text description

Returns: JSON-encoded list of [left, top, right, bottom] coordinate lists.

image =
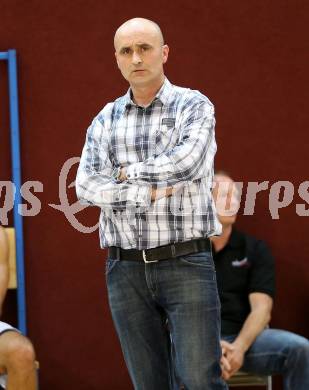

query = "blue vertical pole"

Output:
[[7, 49, 27, 334]]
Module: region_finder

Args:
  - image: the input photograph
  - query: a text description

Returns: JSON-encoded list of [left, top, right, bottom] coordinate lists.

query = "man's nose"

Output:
[[132, 51, 142, 65]]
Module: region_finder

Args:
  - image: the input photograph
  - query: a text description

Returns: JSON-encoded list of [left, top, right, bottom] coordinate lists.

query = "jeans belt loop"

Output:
[[142, 250, 158, 264]]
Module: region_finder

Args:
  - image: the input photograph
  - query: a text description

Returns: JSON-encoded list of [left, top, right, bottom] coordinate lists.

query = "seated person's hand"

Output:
[[220, 339, 245, 380], [220, 354, 231, 380]]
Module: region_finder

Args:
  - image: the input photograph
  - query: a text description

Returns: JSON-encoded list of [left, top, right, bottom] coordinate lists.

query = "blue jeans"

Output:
[[106, 250, 227, 390], [222, 329, 309, 390]]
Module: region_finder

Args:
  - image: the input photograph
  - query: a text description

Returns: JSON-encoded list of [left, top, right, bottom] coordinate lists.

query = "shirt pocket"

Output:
[[155, 124, 179, 156]]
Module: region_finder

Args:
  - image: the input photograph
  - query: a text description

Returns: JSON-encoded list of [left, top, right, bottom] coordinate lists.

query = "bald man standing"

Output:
[[76, 18, 226, 389]]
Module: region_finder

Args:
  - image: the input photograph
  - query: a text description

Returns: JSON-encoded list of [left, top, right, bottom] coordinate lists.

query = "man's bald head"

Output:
[[114, 18, 164, 50], [114, 17, 169, 91]]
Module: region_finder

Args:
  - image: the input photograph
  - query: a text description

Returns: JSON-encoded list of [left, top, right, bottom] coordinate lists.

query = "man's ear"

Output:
[[162, 45, 169, 64]]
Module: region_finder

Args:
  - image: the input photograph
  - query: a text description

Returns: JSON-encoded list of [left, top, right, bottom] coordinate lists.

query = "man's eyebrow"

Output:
[[119, 45, 131, 52], [136, 43, 152, 47], [119, 43, 153, 52]]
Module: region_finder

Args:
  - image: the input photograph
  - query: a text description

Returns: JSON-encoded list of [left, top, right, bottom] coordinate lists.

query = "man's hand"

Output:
[[118, 167, 127, 182], [151, 187, 174, 201], [220, 340, 245, 380]]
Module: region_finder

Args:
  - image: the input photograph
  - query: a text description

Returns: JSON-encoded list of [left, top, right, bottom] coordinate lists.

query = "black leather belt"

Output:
[[108, 238, 211, 263]]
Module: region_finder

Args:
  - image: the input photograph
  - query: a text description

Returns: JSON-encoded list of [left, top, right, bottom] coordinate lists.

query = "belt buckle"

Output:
[[142, 250, 158, 264]]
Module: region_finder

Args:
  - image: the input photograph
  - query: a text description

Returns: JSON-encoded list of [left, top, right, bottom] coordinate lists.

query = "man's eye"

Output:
[[141, 46, 149, 52], [121, 48, 131, 54]]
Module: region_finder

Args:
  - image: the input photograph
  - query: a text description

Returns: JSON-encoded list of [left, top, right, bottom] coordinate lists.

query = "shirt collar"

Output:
[[123, 77, 173, 109], [155, 77, 173, 106]]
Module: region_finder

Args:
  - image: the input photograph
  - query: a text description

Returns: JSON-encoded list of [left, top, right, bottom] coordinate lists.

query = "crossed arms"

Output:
[[76, 100, 215, 210]]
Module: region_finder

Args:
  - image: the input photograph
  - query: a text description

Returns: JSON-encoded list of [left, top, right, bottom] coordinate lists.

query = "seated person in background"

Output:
[[0, 226, 37, 390], [211, 171, 309, 389]]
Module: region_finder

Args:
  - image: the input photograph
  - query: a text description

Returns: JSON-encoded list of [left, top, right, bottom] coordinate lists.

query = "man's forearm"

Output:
[[220, 294, 273, 380], [233, 308, 271, 352], [0, 266, 9, 313], [76, 169, 152, 210]]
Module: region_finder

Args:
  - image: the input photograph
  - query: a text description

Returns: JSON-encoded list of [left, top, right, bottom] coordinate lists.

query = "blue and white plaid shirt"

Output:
[[76, 78, 221, 249]]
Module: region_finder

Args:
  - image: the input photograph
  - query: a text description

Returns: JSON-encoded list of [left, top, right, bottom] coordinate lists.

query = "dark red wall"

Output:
[[0, 1, 308, 389]]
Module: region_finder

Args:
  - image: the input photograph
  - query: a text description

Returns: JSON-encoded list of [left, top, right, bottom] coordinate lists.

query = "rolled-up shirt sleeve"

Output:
[[125, 100, 216, 186], [76, 111, 151, 210]]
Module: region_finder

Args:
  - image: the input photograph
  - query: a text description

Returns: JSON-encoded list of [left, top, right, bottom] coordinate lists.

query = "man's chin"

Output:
[[219, 215, 237, 227], [129, 76, 152, 88]]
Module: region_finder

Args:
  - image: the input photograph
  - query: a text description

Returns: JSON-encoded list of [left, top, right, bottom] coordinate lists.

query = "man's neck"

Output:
[[211, 224, 233, 253], [131, 75, 165, 107]]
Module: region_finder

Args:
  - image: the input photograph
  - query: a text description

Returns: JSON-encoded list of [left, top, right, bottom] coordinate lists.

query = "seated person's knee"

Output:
[[2, 332, 35, 372]]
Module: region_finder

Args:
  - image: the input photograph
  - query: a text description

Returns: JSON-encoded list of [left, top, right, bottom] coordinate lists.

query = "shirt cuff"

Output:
[[127, 184, 152, 207]]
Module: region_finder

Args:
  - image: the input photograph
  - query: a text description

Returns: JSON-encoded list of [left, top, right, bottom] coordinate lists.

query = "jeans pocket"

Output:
[[105, 258, 119, 276], [178, 251, 215, 270]]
